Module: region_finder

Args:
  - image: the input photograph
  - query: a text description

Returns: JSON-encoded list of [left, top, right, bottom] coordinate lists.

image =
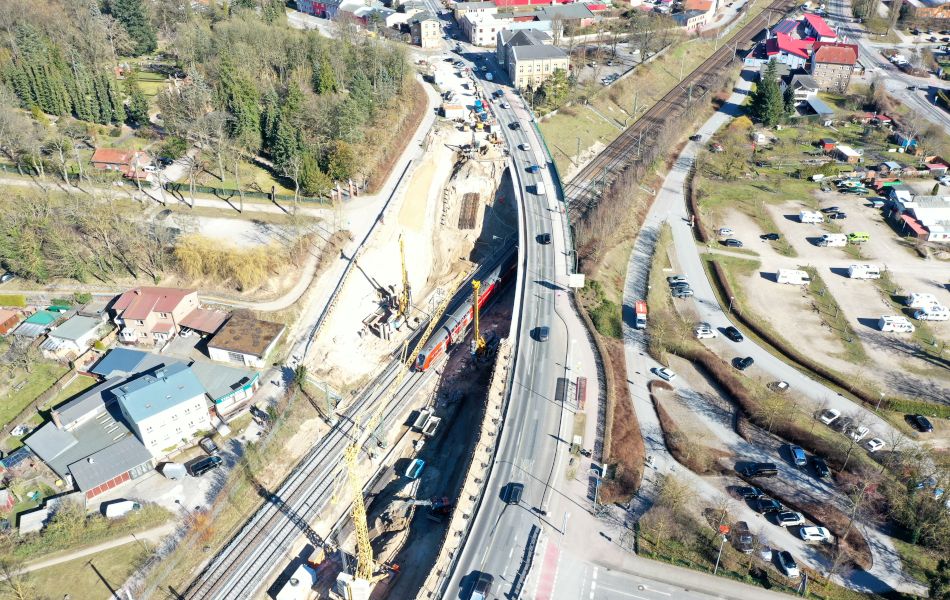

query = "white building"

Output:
[[116, 362, 212, 457], [462, 12, 510, 46], [40, 315, 102, 359], [207, 314, 286, 369]]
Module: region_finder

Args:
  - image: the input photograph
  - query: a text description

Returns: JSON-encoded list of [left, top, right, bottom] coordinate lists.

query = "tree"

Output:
[[108, 0, 157, 55], [749, 61, 785, 127], [782, 84, 796, 117], [299, 151, 332, 197], [312, 53, 338, 95], [125, 74, 151, 127], [0, 558, 39, 600], [930, 559, 950, 600]]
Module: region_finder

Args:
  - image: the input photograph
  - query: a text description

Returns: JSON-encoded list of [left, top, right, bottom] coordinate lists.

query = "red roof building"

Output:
[[112, 287, 201, 345], [810, 41, 858, 92], [802, 13, 836, 41], [90, 148, 152, 180]]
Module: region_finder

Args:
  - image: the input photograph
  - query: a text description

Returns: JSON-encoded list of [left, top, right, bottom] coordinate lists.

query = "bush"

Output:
[[109, 126, 122, 137], [160, 136, 189, 160], [73, 292, 92, 305]]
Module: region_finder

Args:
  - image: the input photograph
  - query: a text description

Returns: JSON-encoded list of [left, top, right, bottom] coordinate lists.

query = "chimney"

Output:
[[156, 368, 167, 380]]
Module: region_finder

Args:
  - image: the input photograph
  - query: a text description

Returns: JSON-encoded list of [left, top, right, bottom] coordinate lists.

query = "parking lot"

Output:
[[711, 177, 950, 407]]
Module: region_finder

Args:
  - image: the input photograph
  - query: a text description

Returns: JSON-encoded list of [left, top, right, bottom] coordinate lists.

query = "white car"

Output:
[[654, 367, 677, 382], [849, 426, 870, 442], [939, 175, 950, 186], [499, 102, 509, 109], [695, 327, 718, 340], [718, 227, 735, 237], [866, 438, 885, 452], [818, 408, 840, 425], [799, 526, 831, 542]]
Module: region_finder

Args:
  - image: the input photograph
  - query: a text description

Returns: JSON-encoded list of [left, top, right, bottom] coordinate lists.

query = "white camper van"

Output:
[[914, 305, 950, 321], [906, 293, 938, 309], [817, 233, 847, 247], [799, 210, 824, 224], [776, 269, 811, 285], [878, 316, 916, 333], [847, 264, 882, 279]]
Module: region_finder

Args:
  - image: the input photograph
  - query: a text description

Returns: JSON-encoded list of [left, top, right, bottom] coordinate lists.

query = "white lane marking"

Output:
[[642, 586, 671, 596], [508, 547, 514, 559], [597, 586, 651, 600], [590, 581, 597, 600]]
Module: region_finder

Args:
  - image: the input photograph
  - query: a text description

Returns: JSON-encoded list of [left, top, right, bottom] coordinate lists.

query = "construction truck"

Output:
[[634, 300, 647, 329]]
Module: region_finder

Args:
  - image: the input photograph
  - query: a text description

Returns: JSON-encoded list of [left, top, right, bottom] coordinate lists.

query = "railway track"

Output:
[[184, 359, 430, 600], [563, 0, 796, 216]]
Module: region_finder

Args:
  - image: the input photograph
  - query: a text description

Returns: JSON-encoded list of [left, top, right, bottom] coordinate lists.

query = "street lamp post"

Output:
[[713, 533, 728, 575], [876, 391, 885, 411], [728, 296, 735, 314]]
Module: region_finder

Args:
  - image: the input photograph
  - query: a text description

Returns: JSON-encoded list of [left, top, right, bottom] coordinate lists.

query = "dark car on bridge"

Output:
[[471, 572, 494, 600]]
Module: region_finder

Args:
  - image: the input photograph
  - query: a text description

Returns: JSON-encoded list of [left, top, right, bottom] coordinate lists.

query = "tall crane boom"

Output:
[[397, 236, 411, 319], [471, 280, 486, 356], [342, 288, 453, 592]]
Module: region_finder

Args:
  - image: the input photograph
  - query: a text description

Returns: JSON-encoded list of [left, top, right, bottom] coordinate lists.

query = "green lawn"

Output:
[[891, 538, 939, 587], [190, 160, 297, 197], [27, 540, 152, 599], [0, 362, 69, 429], [539, 105, 621, 175], [48, 374, 98, 408]]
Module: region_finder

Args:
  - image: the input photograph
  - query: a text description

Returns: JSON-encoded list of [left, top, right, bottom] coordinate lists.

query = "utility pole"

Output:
[[632, 91, 639, 119], [575, 136, 581, 166], [679, 53, 686, 81]]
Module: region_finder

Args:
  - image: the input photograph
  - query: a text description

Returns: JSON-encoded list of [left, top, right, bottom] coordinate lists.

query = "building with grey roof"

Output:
[[40, 315, 103, 359], [189, 361, 260, 416], [497, 28, 551, 65], [499, 25, 569, 90]]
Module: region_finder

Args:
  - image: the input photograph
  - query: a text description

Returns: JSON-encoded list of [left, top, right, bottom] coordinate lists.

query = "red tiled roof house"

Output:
[[112, 287, 200, 345], [809, 42, 858, 93], [91, 148, 152, 180]]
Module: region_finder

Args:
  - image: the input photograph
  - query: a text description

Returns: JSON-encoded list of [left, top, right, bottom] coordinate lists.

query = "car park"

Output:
[[736, 486, 763, 499], [776, 551, 800, 578], [799, 526, 831, 542], [755, 497, 783, 513], [849, 426, 870, 442], [811, 456, 830, 479], [775, 511, 805, 527], [866, 438, 885, 452], [733, 356, 754, 370], [789, 445, 807, 466], [653, 367, 677, 382], [907, 414, 934, 432], [723, 326, 744, 342], [818, 408, 840, 425], [722, 238, 743, 247]]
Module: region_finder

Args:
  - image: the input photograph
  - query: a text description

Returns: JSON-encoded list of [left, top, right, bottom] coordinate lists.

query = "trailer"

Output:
[[776, 269, 811, 285], [799, 210, 824, 224], [847, 264, 881, 279], [817, 233, 847, 247], [906, 293, 938, 308], [411, 408, 433, 431], [103, 500, 142, 519], [405, 459, 425, 479], [878, 315, 915, 332], [914, 305, 949, 321], [634, 300, 648, 329], [422, 416, 442, 437]]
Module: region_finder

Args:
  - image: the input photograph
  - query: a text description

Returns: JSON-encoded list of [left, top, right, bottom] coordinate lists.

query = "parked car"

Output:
[[743, 462, 778, 478], [799, 526, 831, 542], [760, 233, 780, 241], [0, 272, 15, 284], [849, 426, 870, 442], [723, 326, 744, 342], [767, 381, 789, 393], [653, 367, 677, 382], [695, 324, 717, 339], [722, 238, 744, 247], [811, 456, 830, 479], [759, 545, 773, 561], [938, 175, 950, 186], [669, 281, 691, 290], [735, 486, 763, 499], [718, 227, 735, 236], [776, 511, 805, 527], [820, 206, 840, 213], [907, 414, 934, 432], [672, 287, 694, 298], [527, 164, 540, 174], [198, 436, 220, 455], [866, 438, 885, 452], [186, 455, 223, 477], [789, 445, 807, 466], [733, 521, 754, 554], [755, 497, 783, 513], [733, 356, 754, 370], [776, 551, 800, 578], [689, 134, 703, 141], [537, 233, 552, 245], [829, 212, 847, 220], [667, 275, 688, 285], [818, 408, 841, 425]]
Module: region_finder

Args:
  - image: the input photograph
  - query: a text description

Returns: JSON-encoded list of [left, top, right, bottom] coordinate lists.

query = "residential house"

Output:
[[207, 313, 286, 369], [809, 42, 858, 92], [499, 27, 569, 89], [801, 13, 837, 42], [819, 138, 837, 152], [833, 144, 862, 163], [462, 12, 510, 46], [0, 309, 21, 335], [497, 28, 552, 67], [40, 315, 103, 360], [532, 3, 596, 30], [116, 362, 212, 457], [24, 379, 155, 500], [877, 161, 904, 176], [296, 0, 343, 18], [780, 73, 820, 105], [888, 195, 950, 242], [12, 310, 61, 339], [672, 9, 708, 29], [902, 0, 950, 20], [90, 149, 152, 180], [454, 0, 498, 22], [887, 184, 915, 203], [411, 12, 441, 47], [924, 156, 950, 176], [112, 287, 227, 345], [765, 34, 813, 69]]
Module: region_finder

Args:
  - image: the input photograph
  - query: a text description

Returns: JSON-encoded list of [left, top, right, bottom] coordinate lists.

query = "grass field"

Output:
[[48, 374, 98, 407], [27, 541, 152, 599], [0, 362, 68, 430], [191, 160, 297, 197], [539, 104, 621, 175]]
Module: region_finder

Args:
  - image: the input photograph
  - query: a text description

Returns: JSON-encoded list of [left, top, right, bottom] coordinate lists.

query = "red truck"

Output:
[[635, 300, 647, 330]]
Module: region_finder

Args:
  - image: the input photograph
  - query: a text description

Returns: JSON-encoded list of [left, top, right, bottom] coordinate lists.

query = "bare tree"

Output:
[[0, 558, 39, 600], [840, 412, 871, 471]]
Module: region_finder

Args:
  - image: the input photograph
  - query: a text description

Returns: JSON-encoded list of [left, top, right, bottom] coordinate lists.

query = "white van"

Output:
[[817, 233, 847, 247], [535, 182, 546, 196], [878, 315, 916, 333], [799, 210, 824, 224], [906, 293, 938, 308], [847, 264, 881, 279], [776, 269, 811, 285], [914, 305, 950, 321]]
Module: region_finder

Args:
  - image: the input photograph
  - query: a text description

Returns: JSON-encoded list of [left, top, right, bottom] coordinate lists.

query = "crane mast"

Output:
[[397, 236, 411, 319], [471, 280, 486, 356]]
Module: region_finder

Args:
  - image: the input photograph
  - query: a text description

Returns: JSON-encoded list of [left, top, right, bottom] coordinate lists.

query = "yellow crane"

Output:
[[396, 236, 411, 320], [339, 288, 452, 599], [471, 280, 486, 357]]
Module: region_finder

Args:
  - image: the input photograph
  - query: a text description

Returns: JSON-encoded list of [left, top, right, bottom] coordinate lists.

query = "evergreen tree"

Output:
[[260, 89, 281, 151], [125, 74, 150, 126], [218, 63, 261, 149], [782, 84, 795, 118], [299, 150, 332, 196], [108, 0, 158, 56], [261, 0, 285, 23], [749, 61, 785, 127], [312, 53, 337, 95], [931, 559, 950, 600]]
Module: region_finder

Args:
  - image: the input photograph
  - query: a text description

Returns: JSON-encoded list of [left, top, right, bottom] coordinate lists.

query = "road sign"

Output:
[[719, 524, 731, 534]]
